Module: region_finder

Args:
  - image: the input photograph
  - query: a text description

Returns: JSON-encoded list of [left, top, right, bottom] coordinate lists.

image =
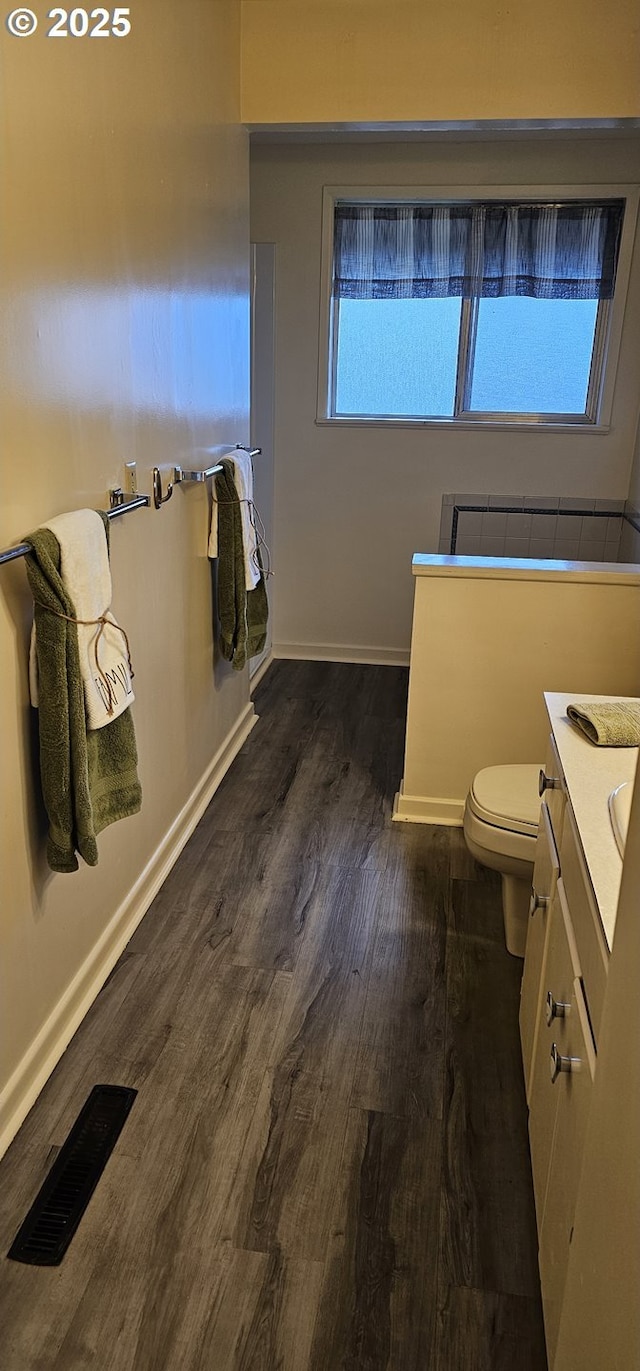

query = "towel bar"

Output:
[[152, 464, 223, 507], [175, 462, 224, 485], [175, 446, 261, 484], [152, 445, 262, 509], [178, 446, 261, 482], [0, 491, 150, 566]]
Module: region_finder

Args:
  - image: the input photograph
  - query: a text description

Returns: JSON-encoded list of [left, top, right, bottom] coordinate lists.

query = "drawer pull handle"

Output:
[[529, 888, 549, 918], [546, 990, 570, 1026], [539, 769, 560, 797], [550, 1042, 580, 1083]]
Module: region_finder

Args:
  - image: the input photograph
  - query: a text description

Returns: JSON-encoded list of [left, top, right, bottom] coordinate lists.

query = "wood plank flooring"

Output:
[[0, 661, 547, 1370]]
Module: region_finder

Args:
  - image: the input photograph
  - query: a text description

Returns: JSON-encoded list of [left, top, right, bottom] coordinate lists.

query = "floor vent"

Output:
[[7, 1084, 137, 1266]]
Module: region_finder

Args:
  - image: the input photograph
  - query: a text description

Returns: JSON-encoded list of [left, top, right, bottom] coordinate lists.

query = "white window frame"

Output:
[[317, 183, 639, 431]]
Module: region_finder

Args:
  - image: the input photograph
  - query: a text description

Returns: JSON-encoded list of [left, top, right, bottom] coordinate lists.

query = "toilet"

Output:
[[463, 764, 542, 957]]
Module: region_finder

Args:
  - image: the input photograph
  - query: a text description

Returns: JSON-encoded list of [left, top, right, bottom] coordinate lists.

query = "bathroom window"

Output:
[[319, 190, 636, 427]]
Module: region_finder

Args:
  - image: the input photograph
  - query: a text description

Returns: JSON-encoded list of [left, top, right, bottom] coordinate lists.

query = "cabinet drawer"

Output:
[[560, 804, 609, 1049], [538, 971, 595, 1366], [527, 881, 580, 1229], [520, 802, 560, 1100], [542, 733, 566, 849]]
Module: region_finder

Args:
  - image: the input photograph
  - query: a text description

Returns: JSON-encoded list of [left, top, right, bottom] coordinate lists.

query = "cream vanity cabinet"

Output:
[[520, 731, 608, 1368]]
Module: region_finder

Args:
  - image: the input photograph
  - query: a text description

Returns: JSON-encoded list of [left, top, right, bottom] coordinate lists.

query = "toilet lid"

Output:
[[469, 764, 542, 836]]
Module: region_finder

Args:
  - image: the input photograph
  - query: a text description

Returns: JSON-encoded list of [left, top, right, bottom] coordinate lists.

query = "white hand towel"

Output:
[[207, 452, 260, 590], [207, 487, 219, 559], [231, 450, 260, 590], [29, 509, 134, 730]]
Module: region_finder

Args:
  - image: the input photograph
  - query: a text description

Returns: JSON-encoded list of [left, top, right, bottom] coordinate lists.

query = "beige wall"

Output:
[[240, 1, 640, 124], [0, 0, 252, 1151], [628, 421, 640, 509], [620, 416, 640, 559], [249, 138, 640, 658], [397, 562, 640, 824]]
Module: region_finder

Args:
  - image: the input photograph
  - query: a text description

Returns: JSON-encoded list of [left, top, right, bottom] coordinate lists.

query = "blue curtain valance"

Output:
[[333, 201, 624, 302]]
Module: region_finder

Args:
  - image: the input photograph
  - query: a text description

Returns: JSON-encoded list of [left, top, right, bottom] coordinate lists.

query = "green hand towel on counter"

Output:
[[214, 459, 268, 671], [566, 701, 640, 747], [25, 515, 141, 873]]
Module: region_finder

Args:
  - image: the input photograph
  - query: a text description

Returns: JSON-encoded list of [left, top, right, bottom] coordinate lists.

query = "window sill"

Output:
[[315, 416, 612, 434]]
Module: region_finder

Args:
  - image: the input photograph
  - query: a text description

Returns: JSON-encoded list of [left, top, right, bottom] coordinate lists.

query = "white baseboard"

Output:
[[273, 641, 410, 667], [0, 702, 258, 1162], [249, 650, 274, 693], [392, 784, 464, 826]]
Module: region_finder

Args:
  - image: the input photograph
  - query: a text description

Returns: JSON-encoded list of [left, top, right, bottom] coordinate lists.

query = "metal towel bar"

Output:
[[1, 443, 263, 554], [0, 491, 150, 567], [152, 445, 262, 509]]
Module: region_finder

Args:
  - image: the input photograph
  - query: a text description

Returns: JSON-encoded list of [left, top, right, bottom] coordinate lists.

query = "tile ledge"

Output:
[[412, 553, 640, 582]]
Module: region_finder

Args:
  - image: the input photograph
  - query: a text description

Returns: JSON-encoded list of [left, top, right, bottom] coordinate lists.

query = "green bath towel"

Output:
[[214, 459, 268, 671], [566, 700, 640, 747], [25, 514, 142, 873]]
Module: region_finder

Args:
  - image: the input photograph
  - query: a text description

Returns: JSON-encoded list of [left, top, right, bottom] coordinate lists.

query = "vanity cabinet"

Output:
[[521, 730, 606, 1369], [527, 881, 595, 1362], [520, 800, 559, 1099], [526, 880, 579, 1225]]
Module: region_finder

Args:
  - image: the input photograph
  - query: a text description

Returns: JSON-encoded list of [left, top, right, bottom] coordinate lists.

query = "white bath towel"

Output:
[[208, 451, 260, 590], [29, 509, 134, 730]]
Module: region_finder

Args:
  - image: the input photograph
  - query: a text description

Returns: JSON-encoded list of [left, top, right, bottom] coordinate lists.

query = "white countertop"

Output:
[[413, 554, 640, 584], [544, 692, 639, 951]]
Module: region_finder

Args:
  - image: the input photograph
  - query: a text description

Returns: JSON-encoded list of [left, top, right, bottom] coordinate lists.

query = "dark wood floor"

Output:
[[0, 662, 547, 1370]]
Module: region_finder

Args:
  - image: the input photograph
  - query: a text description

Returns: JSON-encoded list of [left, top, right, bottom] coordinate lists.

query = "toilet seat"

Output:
[[463, 800, 536, 865], [464, 764, 542, 867], [463, 764, 542, 957], [469, 764, 541, 837]]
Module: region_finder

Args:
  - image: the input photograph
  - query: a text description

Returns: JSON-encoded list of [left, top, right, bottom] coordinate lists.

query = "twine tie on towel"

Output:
[[213, 496, 273, 577], [35, 602, 134, 717]]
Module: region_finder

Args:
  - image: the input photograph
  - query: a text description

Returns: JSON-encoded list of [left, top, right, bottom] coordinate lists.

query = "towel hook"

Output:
[[152, 467, 176, 510]]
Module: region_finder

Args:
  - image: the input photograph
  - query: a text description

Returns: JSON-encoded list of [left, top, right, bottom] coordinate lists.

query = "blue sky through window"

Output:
[[470, 297, 598, 413], [335, 297, 461, 416], [334, 296, 598, 417]]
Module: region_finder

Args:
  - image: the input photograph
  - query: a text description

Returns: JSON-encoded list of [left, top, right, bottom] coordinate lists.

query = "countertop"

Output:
[[412, 554, 640, 584], [544, 692, 639, 951]]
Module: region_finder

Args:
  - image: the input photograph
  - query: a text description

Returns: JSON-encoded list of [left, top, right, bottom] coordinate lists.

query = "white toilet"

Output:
[[463, 764, 542, 957]]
